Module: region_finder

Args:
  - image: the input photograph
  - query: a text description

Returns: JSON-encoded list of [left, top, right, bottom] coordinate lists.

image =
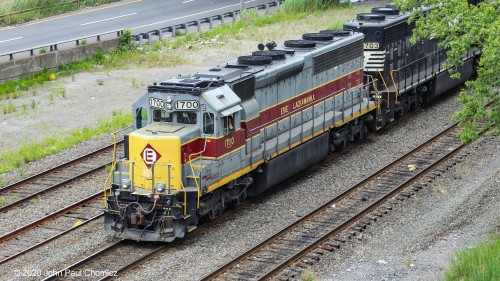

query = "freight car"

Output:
[[104, 5, 474, 242]]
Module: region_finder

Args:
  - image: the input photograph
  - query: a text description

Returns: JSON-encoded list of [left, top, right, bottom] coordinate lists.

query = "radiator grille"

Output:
[[313, 40, 363, 74]]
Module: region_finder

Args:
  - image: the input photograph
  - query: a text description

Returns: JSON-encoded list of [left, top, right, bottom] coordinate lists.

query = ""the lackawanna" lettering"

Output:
[[293, 94, 315, 110]]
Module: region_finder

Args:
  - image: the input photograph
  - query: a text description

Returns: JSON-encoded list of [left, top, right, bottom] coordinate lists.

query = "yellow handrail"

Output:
[[390, 69, 400, 103], [178, 178, 187, 215], [367, 75, 381, 112], [378, 70, 391, 108], [187, 138, 207, 205], [103, 132, 117, 208]]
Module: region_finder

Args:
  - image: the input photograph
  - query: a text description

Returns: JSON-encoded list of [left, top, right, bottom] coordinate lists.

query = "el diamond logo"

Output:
[[141, 144, 161, 168]]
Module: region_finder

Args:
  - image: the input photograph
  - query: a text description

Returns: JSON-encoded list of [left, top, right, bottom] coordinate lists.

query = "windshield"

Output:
[[152, 109, 172, 122]]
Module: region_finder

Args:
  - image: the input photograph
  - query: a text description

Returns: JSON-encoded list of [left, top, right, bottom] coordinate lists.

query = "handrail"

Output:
[[366, 75, 381, 111], [390, 69, 400, 103], [377, 70, 391, 108], [103, 132, 117, 207]]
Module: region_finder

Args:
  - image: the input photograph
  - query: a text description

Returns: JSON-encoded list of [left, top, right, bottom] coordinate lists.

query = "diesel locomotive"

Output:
[[104, 5, 474, 242]]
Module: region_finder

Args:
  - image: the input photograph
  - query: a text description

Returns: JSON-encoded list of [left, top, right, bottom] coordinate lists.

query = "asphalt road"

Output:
[[0, 0, 278, 57]]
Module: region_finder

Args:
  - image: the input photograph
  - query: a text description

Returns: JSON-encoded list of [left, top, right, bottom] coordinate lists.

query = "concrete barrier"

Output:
[[0, 38, 120, 82]]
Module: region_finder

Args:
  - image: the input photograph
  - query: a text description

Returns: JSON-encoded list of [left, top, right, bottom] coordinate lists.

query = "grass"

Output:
[[0, 0, 118, 26], [0, 110, 132, 174], [444, 232, 500, 281], [300, 268, 317, 281], [0, 196, 7, 206]]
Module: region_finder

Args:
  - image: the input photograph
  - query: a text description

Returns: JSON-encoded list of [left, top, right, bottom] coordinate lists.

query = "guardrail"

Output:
[[0, 1, 283, 63]]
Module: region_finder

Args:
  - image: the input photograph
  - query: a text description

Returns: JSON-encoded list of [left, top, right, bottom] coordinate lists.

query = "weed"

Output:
[[11, 91, 20, 99], [151, 41, 163, 52], [72, 75, 76, 82], [0, 196, 6, 206], [94, 48, 105, 64], [39, 47, 47, 54], [432, 183, 447, 194], [54, 87, 66, 97], [31, 88, 37, 96], [21, 103, 28, 111], [131, 78, 138, 88], [118, 29, 135, 53], [30, 198, 40, 204], [300, 268, 316, 281], [80, 39, 87, 45], [2, 101, 16, 114], [31, 99, 37, 109], [97, 79, 105, 86], [48, 93, 55, 105], [405, 258, 416, 266]]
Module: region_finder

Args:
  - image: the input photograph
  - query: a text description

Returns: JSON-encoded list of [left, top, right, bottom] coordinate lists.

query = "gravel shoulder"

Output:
[[0, 1, 498, 280]]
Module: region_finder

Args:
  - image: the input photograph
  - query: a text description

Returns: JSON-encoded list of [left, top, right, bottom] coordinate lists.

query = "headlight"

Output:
[[165, 96, 172, 103], [121, 179, 131, 189], [156, 182, 166, 192], [166, 104, 173, 110]]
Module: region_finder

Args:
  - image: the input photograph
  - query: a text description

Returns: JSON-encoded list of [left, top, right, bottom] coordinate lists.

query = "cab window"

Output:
[[177, 112, 197, 124], [222, 114, 235, 134], [153, 109, 172, 122], [203, 113, 214, 134], [135, 107, 148, 129]]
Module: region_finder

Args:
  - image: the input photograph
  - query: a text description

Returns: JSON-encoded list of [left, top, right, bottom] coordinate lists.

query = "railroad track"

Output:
[[200, 122, 472, 280], [0, 189, 109, 265], [0, 130, 129, 265], [0, 141, 123, 214], [43, 240, 166, 281]]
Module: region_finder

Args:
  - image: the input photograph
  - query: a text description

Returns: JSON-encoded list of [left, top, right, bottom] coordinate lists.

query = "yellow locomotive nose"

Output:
[[125, 131, 182, 194]]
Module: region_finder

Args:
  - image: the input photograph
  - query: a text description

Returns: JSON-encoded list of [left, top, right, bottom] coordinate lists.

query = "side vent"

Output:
[[237, 55, 272, 65], [356, 13, 386, 22], [252, 50, 286, 60], [284, 40, 316, 48], [302, 33, 333, 41]]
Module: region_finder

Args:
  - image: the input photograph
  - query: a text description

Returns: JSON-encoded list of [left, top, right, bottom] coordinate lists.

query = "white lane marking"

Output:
[[182, 0, 195, 3], [81, 13, 137, 26], [0, 37, 23, 43], [131, 0, 256, 30]]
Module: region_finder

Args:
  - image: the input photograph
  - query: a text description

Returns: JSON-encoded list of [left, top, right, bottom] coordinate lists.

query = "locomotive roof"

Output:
[[343, 5, 431, 29], [147, 31, 365, 98]]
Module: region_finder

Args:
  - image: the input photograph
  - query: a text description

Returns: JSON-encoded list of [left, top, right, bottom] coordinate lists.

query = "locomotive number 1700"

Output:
[[175, 100, 199, 110]]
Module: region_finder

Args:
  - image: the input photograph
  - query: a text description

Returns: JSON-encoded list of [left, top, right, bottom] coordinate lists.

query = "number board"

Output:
[[364, 42, 380, 50], [149, 97, 164, 109], [175, 100, 199, 110]]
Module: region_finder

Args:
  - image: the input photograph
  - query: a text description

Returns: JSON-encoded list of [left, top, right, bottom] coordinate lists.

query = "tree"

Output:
[[394, 0, 499, 142]]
